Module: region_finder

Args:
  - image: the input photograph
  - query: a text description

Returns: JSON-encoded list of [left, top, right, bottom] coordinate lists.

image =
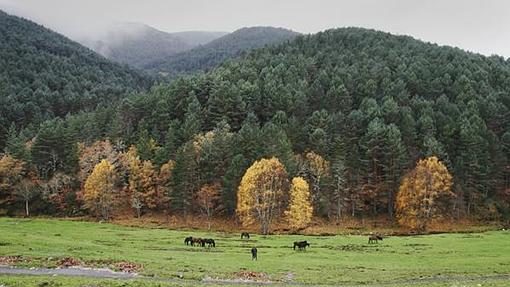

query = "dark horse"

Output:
[[251, 247, 257, 260], [203, 238, 216, 247], [293, 241, 310, 251], [184, 236, 193, 245], [368, 235, 383, 244], [241, 232, 250, 239]]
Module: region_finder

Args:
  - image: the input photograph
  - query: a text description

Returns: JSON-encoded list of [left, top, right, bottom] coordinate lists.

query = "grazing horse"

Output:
[[241, 232, 250, 239], [251, 247, 257, 260], [368, 235, 383, 244], [203, 238, 216, 247], [191, 237, 203, 247], [293, 241, 310, 251], [184, 236, 193, 245]]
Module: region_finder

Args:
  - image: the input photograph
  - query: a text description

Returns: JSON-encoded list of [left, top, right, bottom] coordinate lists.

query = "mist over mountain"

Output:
[[79, 22, 227, 68], [0, 10, 152, 147]]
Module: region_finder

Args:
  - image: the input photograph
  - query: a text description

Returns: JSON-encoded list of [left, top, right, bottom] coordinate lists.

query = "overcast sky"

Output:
[[0, 0, 509, 58]]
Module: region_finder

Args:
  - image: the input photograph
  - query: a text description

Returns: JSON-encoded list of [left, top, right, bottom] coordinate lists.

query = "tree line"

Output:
[[1, 27, 509, 227]]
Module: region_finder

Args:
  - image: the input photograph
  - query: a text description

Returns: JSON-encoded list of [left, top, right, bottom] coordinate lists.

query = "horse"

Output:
[[241, 232, 250, 239], [191, 237, 203, 247], [251, 247, 257, 260], [184, 236, 193, 245], [368, 235, 383, 244], [293, 241, 310, 251], [203, 238, 215, 247]]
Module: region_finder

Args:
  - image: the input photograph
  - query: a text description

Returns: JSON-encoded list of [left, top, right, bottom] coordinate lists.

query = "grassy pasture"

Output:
[[0, 218, 509, 286]]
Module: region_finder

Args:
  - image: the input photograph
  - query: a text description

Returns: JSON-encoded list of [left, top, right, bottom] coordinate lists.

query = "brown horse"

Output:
[[191, 237, 203, 246]]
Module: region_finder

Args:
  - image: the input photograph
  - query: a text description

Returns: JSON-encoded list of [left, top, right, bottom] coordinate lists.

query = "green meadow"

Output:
[[0, 218, 509, 286]]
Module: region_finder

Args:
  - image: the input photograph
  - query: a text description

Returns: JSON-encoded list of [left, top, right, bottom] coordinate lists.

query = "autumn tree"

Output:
[[237, 157, 289, 234], [83, 159, 117, 220], [284, 177, 313, 230], [43, 173, 78, 215], [0, 154, 25, 213], [296, 151, 330, 215], [124, 146, 165, 217], [396, 156, 454, 232], [15, 176, 39, 217], [196, 182, 222, 230], [78, 140, 121, 183]]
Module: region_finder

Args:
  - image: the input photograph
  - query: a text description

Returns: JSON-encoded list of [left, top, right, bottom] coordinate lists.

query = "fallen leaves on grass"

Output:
[[57, 257, 81, 267], [233, 270, 269, 281], [114, 261, 142, 273], [0, 255, 27, 265]]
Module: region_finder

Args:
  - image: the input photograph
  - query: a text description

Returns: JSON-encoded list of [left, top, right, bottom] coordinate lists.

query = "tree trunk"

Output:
[[25, 199, 29, 217]]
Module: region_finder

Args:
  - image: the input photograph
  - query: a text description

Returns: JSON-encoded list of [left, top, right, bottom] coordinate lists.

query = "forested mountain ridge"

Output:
[[79, 22, 227, 68], [2, 27, 510, 224], [0, 10, 153, 149], [146, 26, 300, 77]]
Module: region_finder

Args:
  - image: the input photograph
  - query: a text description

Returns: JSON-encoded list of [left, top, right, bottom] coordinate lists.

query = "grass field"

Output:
[[0, 218, 509, 286]]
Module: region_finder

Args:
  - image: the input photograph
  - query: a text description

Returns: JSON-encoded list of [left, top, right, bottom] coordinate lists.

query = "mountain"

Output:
[[79, 23, 227, 68], [171, 31, 228, 47], [108, 28, 509, 217], [0, 10, 152, 148], [146, 26, 300, 77]]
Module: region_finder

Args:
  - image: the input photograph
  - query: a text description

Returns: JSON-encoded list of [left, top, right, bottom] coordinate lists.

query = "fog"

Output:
[[0, 0, 509, 57]]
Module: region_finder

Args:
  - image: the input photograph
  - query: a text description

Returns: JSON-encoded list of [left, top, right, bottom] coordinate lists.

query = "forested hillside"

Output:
[[146, 27, 299, 77], [80, 23, 227, 68], [0, 11, 152, 149], [2, 27, 509, 225]]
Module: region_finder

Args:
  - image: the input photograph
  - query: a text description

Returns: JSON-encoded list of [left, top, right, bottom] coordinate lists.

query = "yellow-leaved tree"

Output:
[[285, 177, 313, 230], [84, 159, 117, 220], [396, 156, 454, 232], [237, 157, 288, 234]]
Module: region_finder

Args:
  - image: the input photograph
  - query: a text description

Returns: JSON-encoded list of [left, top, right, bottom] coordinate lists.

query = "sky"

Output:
[[0, 0, 509, 58]]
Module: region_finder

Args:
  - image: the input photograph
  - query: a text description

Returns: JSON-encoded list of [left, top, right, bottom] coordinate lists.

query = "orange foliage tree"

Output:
[[396, 156, 454, 232], [0, 154, 26, 212], [196, 182, 222, 230]]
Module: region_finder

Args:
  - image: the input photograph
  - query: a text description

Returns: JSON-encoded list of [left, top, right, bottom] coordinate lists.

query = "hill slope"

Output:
[[0, 10, 152, 148], [146, 26, 300, 77], [113, 27, 509, 217], [79, 23, 227, 68]]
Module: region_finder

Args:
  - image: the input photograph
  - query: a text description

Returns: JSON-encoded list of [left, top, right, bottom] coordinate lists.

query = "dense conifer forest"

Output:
[[0, 11, 153, 149], [1, 10, 509, 224], [146, 27, 299, 77]]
